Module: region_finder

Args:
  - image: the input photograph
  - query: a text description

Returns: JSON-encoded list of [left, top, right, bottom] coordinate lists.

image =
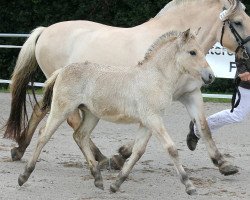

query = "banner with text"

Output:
[[206, 42, 236, 79]]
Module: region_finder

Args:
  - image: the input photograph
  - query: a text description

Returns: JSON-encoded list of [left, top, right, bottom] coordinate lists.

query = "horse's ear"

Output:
[[220, 0, 240, 21]]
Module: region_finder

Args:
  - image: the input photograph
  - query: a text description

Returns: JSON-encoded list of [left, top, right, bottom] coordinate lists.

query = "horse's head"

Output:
[[219, 0, 250, 56], [177, 29, 215, 85]]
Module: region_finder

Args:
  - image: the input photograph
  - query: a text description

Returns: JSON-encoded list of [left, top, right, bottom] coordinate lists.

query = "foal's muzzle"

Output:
[[201, 69, 215, 85]]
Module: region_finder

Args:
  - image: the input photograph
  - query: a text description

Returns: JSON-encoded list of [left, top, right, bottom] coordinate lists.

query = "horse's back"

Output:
[[35, 20, 154, 77]]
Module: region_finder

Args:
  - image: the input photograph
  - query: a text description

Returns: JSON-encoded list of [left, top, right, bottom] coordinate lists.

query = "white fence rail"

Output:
[[0, 33, 233, 99]]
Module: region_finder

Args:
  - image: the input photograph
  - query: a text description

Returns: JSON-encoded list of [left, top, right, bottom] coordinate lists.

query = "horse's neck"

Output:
[[149, 0, 222, 53]]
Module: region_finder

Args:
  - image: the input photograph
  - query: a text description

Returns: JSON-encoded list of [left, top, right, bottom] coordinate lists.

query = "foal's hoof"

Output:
[[110, 183, 119, 193], [18, 174, 28, 186], [11, 147, 24, 161], [186, 187, 197, 195], [219, 163, 239, 176], [94, 180, 104, 190]]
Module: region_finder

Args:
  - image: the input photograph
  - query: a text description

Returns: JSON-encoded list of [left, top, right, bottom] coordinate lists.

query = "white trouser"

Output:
[[194, 87, 250, 137]]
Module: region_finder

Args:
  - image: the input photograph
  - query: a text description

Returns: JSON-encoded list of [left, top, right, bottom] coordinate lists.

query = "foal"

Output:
[[18, 30, 214, 195]]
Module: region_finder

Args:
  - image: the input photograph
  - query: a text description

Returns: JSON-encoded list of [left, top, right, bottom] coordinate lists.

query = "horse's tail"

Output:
[[4, 27, 46, 142], [41, 69, 61, 111]]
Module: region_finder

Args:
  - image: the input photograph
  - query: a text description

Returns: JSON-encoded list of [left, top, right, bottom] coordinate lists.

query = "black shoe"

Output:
[[186, 121, 199, 151]]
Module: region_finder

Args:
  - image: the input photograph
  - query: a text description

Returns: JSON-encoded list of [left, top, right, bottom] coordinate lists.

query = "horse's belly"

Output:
[[98, 114, 139, 124]]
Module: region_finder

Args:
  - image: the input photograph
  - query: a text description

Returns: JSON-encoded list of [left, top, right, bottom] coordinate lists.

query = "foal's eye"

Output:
[[189, 51, 196, 56], [234, 21, 242, 26]]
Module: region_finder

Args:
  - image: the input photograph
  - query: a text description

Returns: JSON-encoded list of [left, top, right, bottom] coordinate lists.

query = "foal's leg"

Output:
[[110, 125, 151, 193], [68, 110, 108, 164], [73, 110, 103, 190], [12, 101, 108, 165], [145, 115, 196, 195], [180, 89, 238, 175], [70, 111, 126, 170], [18, 111, 67, 186], [11, 100, 47, 161]]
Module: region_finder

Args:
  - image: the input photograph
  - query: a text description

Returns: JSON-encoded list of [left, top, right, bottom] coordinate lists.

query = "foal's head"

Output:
[[176, 29, 215, 85]]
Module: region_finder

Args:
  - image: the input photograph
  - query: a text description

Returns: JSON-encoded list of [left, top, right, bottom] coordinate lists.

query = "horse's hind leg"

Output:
[[110, 125, 151, 193], [73, 110, 103, 190], [11, 100, 48, 161], [18, 110, 66, 186], [68, 110, 108, 165]]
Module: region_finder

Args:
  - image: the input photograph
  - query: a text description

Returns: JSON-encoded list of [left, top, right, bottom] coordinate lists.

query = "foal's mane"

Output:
[[139, 31, 180, 65]]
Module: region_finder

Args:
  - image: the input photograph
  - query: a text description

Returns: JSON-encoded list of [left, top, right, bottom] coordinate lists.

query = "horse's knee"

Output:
[[33, 102, 47, 117]]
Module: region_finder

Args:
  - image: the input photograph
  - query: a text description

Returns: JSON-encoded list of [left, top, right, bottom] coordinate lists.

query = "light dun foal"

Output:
[[18, 30, 214, 195]]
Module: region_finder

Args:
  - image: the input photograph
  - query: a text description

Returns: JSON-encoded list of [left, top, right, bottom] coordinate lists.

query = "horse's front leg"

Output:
[[110, 125, 151, 193], [180, 89, 238, 176], [11, 100, 47, 161]]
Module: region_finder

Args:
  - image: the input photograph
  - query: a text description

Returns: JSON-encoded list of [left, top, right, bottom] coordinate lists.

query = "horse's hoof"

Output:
[[94, 180, 104, 190], [11, 147, 24, 161], [118, 144, 132, 159], [18, 174, 27, 186], [99, 155, 125, 170], [110, 183, 119, 193], [186, 187, 197, 195], [219, 163, 239, 176], [110, 155, 126, 170]]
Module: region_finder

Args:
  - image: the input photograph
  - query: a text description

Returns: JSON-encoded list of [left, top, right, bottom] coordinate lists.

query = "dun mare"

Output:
[[18, 30, 214, 194], [5, 0, 250, 173]]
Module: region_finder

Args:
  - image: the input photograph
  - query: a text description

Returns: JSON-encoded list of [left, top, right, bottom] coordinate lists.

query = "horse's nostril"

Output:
[[209, 74, 213, 80]]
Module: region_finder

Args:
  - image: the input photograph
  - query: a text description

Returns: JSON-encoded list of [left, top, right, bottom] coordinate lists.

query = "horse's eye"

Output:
[[234, 21, 242, 26], [189, 51, 196, 56]]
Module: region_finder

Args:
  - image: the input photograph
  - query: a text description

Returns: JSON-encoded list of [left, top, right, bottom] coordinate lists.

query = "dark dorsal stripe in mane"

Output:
[[139, 31, 180, 65]]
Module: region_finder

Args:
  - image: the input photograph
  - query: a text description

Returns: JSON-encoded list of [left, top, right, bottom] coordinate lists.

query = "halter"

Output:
[[220, 19, 250, 112], [220, 20, 250, 57]]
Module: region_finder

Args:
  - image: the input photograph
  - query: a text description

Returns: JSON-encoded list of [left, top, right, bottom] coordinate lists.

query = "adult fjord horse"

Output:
[[5, 0, 250, 173]]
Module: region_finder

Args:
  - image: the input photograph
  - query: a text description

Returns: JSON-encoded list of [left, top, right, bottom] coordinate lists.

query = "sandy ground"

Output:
[[0, 92, 249, 200]]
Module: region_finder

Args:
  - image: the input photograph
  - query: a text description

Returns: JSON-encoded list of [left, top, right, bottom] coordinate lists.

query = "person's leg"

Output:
[[187, 87, 250, 150]]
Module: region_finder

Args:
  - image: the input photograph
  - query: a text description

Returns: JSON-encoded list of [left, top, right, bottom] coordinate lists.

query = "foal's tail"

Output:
[[4, 27, 46, 142], [41, 69, 61, 111]]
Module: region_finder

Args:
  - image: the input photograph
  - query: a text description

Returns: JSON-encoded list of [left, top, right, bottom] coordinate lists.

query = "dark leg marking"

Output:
[[18, 165, 35, 186], [110, 172, 128, 193]]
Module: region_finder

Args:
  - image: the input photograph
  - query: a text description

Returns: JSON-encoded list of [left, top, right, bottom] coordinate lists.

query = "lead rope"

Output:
[[220, 20, 242, 113], [230, 76, 241, 113]]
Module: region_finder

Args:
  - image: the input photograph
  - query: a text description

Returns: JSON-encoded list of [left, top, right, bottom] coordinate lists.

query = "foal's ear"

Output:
[[179, 29, 191, 43]]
